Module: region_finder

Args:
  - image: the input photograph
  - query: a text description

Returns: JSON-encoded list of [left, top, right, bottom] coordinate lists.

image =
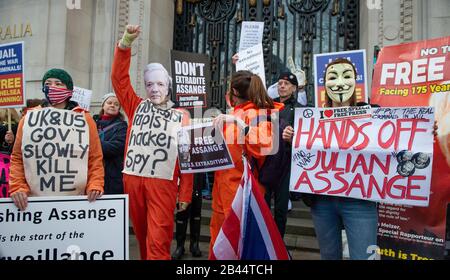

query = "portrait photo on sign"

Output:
[[313, 50, 368, 108]]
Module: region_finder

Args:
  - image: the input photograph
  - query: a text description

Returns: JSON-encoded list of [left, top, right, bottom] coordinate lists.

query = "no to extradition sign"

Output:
[[0, 195, 129, 260]]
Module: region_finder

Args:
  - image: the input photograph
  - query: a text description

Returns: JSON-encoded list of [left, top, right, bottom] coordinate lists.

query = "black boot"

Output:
[[189, 217, 202, 257], [172, 219, 188, 260]]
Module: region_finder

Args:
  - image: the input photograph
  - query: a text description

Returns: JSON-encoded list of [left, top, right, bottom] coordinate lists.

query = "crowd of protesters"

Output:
[[2, 24, 440, 261]]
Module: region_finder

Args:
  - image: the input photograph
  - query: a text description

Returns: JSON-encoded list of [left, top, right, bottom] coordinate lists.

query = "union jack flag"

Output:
[[210, 158, 290, 260]]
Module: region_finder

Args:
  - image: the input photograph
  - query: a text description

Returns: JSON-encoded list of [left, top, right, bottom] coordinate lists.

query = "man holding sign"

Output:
[[9, 68, 104, 209], [112, 25, 193, 260]]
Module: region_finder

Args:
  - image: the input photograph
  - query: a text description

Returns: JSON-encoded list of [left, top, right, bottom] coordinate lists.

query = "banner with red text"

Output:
[[372, 36, 450, 260], [289, 106, 434, 207]]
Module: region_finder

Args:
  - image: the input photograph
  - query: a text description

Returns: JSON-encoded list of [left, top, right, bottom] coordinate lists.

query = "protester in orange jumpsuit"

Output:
[[111, 25, 193, 260], [209, 70, 284, 255]]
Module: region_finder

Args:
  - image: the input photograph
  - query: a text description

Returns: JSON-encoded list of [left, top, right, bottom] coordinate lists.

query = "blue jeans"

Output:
[[310, 196, 378, 260]]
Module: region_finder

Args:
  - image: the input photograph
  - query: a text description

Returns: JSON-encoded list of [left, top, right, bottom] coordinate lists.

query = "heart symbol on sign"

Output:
[[324, 110, 333, 118]]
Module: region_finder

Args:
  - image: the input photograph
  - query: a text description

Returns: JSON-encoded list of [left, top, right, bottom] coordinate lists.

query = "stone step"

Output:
[[129, 223, 319, 252], [130, 199, 318, 252], [202, 198, 312, 219], [129, 236, 321, 260], [173, 224, 319, 252], [201, 198, 310, 208], [130, 224, 319, 255], [198, 209, 316, 237]]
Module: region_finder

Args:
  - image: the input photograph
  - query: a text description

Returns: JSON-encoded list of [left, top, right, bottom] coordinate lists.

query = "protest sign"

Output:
[[71, 87, 92, 111], [171, 50, 211, 111], [239, 21, 264, 53], [22, 108, 89, 196], [372, 36, 450, 260], [314, 50, 368, 108], [0, 195, 129, 260], [0, 41, 25, 108], [236, 43, 266, 86], [290, 106, 434, 207], [0, 153, 10, 198], [124, 100, 183, 180], [178, 123, 234, 173]]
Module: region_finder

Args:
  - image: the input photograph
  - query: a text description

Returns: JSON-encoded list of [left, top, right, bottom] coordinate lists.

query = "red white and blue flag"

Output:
[[210, 158, 290, 260]]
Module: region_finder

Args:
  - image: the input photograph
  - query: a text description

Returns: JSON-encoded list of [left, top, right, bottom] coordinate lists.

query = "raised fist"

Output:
[[119, 25, 141, 49]]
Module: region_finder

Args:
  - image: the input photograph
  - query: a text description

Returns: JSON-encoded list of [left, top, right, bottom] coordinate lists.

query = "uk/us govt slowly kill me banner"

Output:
[[177, 123, 234, 173], [290, 106, 435, 207]]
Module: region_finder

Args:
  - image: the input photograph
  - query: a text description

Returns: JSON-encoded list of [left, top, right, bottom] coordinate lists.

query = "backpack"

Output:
[[247, 115, 291, 191]]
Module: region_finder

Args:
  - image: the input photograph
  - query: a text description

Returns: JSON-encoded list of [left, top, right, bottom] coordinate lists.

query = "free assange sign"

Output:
[[0, 195, 129, 260]]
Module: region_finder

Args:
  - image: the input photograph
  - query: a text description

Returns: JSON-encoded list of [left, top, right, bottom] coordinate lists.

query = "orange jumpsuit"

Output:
[[111, 45, 193, 260], [9, 106, 104, 195], [209, 101, 284, 255]]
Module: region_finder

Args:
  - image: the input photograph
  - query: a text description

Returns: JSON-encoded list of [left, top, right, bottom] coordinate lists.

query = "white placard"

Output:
[[236, 43, 266, 87], [22, 108, 89, 196], [0, 195, 129, 260], [71, 87, 92, 111], [239, 21, 264, 53]]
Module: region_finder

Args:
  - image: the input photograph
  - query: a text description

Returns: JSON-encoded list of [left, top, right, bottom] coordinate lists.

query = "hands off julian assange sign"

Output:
[[290, 106, 434, 207]]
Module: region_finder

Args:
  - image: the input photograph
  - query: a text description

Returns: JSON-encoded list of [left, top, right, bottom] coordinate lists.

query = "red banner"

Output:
[[372, 36, 450, 260]]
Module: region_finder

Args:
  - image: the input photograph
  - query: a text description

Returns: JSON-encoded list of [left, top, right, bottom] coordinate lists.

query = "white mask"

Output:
[[325, 63, 356, 104], [144, 69, 169, 105]]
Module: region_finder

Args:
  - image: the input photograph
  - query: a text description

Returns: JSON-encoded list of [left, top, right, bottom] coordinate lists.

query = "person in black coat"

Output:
[[95, 93, 127, 194], [270, 71, 305, 237]]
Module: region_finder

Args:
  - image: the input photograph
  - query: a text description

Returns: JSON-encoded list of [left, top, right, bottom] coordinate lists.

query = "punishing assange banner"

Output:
[[0, 195, 128, 260]]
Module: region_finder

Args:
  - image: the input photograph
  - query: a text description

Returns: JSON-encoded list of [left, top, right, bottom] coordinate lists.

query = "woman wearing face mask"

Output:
[[209, 70, 284, 256], [283, 58, 378, 260], [95, 93, 127, 195], [111, 25, 193, 260], [9, 68, 104, 210]]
